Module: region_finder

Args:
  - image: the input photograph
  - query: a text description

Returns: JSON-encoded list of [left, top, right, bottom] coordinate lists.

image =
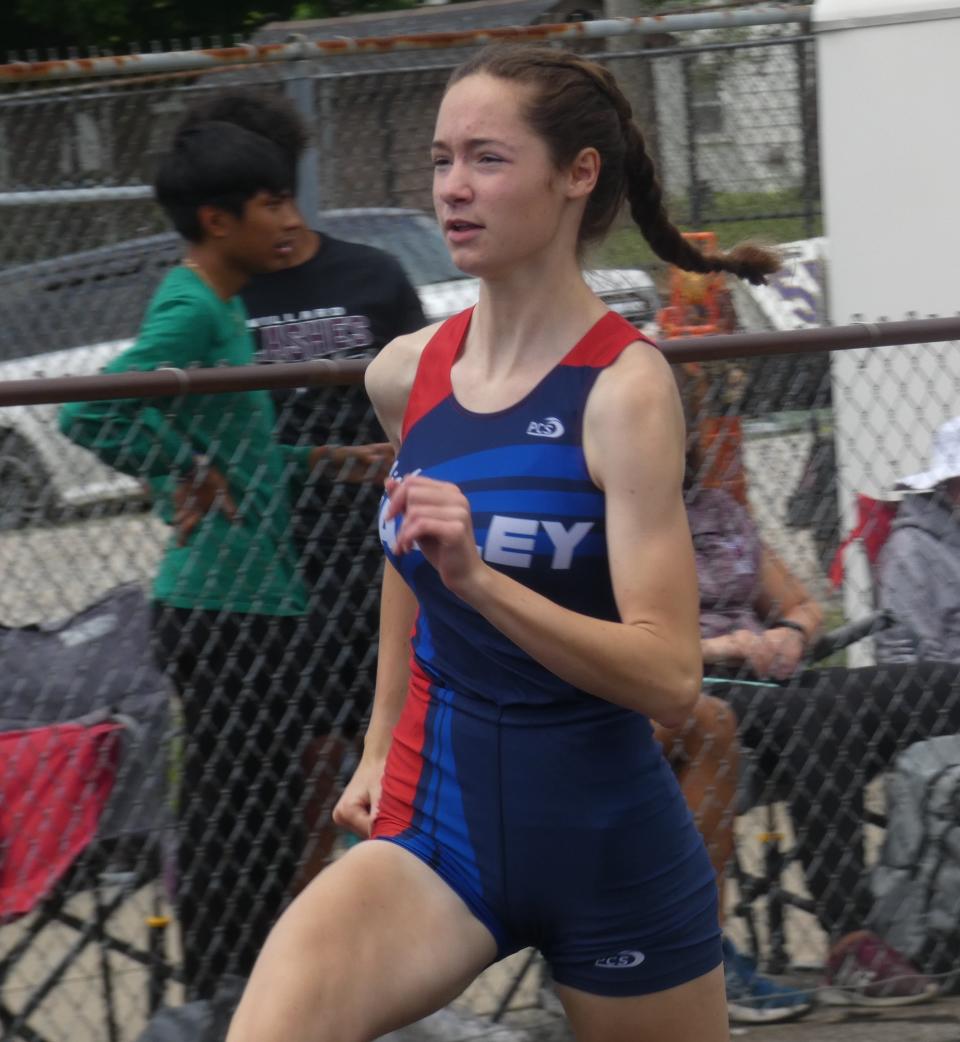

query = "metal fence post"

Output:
[[283, 59, 322, 223], [683, 54, 702, 227], [797, 36, 819, 239]]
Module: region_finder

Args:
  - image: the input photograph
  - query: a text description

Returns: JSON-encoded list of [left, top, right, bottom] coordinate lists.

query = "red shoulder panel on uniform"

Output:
[[561, 311, 657, 368], [401, 307, 473, 442]]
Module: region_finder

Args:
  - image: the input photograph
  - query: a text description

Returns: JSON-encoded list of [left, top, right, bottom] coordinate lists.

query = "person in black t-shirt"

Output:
[[243, 233, 424, 569], [177, 91, 426, 885]]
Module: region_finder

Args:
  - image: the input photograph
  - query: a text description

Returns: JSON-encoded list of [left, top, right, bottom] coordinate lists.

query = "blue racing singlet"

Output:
[[379, 307, 642, 712], [372, 308, 720, 997]]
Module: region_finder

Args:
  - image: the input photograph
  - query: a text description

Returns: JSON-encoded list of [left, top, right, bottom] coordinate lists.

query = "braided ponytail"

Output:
[[447, 44, 781, 286], [623, 123, 779, 286]]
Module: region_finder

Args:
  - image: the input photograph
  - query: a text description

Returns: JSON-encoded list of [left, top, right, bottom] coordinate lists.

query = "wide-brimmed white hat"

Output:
[[896, 416, 960, 491]]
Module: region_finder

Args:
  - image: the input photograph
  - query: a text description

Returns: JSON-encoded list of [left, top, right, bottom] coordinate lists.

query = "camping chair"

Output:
[[0, 584, 176, 1042]]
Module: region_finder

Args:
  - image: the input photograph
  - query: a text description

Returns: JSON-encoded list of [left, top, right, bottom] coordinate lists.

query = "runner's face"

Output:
[[224, 190, 303, 274], [432, 74, 571, 278]]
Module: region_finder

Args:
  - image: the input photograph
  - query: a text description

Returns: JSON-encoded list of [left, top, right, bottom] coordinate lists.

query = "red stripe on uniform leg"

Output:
[[372, 658, 434, 838]]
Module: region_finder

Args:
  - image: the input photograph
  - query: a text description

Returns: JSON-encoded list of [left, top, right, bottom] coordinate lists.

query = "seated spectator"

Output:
[[876, 416, 960, 663], [686, 477, 958, 1006]]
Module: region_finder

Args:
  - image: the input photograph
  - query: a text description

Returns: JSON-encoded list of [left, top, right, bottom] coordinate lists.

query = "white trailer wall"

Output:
[[814, 0, 960, 648]]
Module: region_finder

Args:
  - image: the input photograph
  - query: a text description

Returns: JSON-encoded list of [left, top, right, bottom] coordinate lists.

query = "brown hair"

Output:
[[447, 44, 780, 286]]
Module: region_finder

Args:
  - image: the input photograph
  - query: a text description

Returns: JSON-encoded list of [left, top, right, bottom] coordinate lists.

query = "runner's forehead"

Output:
[[434, 76, 533, 145]]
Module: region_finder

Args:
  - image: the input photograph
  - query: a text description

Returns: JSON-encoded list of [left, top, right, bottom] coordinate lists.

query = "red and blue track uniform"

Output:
[[372, 308, 720, 996]]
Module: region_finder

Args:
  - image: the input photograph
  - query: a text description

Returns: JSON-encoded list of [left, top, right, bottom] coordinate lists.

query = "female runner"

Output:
[[227, 43, 779, 1042]]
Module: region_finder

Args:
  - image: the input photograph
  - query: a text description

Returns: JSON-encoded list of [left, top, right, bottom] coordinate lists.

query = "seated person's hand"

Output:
[[759, 625, 807, 679], [704, 626, 805, 681]]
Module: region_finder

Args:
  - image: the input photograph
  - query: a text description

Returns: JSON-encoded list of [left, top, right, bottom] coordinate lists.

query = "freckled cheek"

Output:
[[491, 186, 543, 229], [512, 198, 559, 249]]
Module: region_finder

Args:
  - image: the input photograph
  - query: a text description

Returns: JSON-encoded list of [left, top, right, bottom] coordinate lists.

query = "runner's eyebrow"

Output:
[[431, 137, 511, 151]]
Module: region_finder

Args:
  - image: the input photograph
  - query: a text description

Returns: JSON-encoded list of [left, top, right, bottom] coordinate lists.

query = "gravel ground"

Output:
[[0, 508, 165, 627]]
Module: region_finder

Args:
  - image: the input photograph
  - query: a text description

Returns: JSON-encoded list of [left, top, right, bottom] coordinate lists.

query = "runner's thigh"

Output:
[[226, 838, 499, 1042], [556, 965, 728, 1042]]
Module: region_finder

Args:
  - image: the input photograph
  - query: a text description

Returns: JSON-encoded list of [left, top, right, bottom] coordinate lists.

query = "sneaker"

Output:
[[820, 930, 940, 1007], [722, 937, 813, 1024]]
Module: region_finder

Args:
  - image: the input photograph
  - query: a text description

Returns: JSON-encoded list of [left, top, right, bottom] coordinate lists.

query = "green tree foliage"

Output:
[[2, 0, 414, 56], [291, 0, 416, 18], [2, 0, 724, 57]]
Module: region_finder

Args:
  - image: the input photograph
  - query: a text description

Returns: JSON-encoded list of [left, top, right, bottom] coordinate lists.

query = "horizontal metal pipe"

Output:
[[0, 6, 811, 83], [2, 29, 814, 102], [0, 186, 155, 206], [662, 316, 960, 362], [0, 359, 367, 407], [0, 193, 820, 215], [1, 316, 957, 408]]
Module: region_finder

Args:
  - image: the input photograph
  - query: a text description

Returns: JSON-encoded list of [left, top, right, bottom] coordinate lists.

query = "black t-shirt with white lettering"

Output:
[[243, 232, 425, 444], [242, 233, 426, 564]]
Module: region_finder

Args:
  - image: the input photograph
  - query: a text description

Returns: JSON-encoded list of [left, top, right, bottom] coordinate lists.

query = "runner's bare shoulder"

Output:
[[365, 322, 441, 449]]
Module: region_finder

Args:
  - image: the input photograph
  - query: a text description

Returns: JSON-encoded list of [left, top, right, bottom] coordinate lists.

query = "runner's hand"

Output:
[[333, 754, 387, 839], [385, 474, 483, 596]]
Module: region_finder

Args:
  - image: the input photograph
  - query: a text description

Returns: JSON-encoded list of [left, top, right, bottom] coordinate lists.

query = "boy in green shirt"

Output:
[[60, 121, 332, 999]]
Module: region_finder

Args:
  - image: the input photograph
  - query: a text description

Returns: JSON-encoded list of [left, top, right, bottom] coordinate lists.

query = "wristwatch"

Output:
[[770, 618, 808, 644]]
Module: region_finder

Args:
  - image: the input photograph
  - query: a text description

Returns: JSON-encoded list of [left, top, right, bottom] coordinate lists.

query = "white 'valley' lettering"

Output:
[[379, 498, 594, 572], [483, 516, 593, 570]]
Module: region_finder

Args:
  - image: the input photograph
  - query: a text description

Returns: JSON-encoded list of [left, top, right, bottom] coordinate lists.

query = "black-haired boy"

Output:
[[60, 121, 322, 999], [180, 91, 426, 881]]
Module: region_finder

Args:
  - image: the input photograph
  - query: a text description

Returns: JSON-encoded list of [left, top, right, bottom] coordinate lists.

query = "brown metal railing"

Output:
[[1, 316, 958, 407], [0, 6, 810, 83]]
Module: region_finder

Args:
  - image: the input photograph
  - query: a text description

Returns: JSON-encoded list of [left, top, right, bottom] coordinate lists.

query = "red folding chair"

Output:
[[0, 718, 122, 922], [0, 584, 177, 1042]]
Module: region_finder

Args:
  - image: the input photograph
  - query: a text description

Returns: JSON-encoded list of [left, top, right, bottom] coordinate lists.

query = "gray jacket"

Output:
[[876, 493, 960, 663]]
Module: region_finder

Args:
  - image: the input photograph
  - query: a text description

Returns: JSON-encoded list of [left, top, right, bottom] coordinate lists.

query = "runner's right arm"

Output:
[[331, 326, 435, 837]]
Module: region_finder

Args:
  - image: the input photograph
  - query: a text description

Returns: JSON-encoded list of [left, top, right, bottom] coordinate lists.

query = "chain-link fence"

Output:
[[0, 11, 818, 275], [0, 317, 958, 1041], [678, 329, 960, 1001], [1, 7, 960, 1041]]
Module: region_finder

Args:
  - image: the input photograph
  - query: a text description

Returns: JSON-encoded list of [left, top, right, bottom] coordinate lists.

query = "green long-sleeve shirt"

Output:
[[60, 267, 310, 616]]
